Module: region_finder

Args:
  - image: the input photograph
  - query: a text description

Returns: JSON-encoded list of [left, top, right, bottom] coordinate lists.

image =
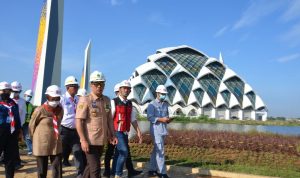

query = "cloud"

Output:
[[148, 12, 170, 26], [110, 0, 122, 6], [281, 0, 300, 22], [214, 26, 228, 38], [276, 53, 300, 63], [281, 23, 300, 46], [233, 1, 283, 30]]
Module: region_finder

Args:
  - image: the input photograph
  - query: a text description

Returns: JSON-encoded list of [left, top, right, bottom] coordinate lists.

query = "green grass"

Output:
[[137, 115, 300, 126], [130, 143, 300, 178]]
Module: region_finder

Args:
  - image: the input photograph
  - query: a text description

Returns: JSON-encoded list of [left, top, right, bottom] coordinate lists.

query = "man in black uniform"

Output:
[[0, 81, 21, 178]]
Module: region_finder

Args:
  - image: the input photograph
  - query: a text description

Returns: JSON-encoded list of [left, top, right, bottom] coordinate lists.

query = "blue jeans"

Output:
[[22, 124, 32, 153], [112, 132, 129, 176]]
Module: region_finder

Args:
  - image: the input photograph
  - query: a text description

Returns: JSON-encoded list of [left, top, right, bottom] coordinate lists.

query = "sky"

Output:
[[0, 0, 299, 118]]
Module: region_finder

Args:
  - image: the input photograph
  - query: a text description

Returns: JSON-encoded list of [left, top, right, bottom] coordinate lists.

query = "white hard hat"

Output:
[[89, 70, 106, 82], [0, 81, 12, 90], [156, 85, 168, 94], [11, 81, 22, 92], [114, 83, 120, 92], [65, 76, 79, 86], [77, 88, 87, 96], [24, 89, 33, 96], [119, 80, 131, 88], [45, 85, 61, 97]]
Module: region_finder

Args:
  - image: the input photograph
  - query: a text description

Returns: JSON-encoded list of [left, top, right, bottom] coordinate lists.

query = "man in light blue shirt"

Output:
[[60, 76, 86, 177], [147, 85, 172, 178]]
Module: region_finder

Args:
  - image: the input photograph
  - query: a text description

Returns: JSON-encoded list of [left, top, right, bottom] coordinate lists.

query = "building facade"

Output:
[[128, 45, 268, 121]]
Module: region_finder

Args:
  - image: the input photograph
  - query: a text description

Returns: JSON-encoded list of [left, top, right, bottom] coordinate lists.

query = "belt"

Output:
[[61, 125, 76, 131]]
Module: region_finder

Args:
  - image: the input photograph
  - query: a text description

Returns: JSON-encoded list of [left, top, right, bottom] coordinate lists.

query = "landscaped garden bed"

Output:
[[129, 130, 300, 178]]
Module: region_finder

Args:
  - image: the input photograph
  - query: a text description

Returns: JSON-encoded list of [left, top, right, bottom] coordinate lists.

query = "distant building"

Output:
[[128, 45, 268, 121]]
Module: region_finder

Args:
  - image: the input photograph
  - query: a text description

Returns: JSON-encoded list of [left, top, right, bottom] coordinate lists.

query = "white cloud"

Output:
[[110, 0, 122, 6], [148, 12, 170, 27], [233, 1, 283, 30], [276, 53, 300, 63], [281, 23, 300, 46], [214, 26, 228, 38], [281, 0, 300, 22]]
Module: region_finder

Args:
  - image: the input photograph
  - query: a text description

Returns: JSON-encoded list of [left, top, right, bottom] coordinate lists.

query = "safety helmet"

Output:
[[77, 88, 87, 96], [89, 71, 106, 82], [11, 81, 22, 92], [0, 81, 12, 90], [119, 80, 131, 88], [155, 85, 168, 94], [114, 83, 120, 92], [64, 76, 79, 86], [45, 85, 61, 97], [24, 89, 33, 96]]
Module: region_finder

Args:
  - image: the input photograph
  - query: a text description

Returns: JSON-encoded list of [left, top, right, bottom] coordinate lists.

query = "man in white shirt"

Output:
[[60, 76, 86, 177], [110, 80, 142, 178], [10, 81, 26, 170]]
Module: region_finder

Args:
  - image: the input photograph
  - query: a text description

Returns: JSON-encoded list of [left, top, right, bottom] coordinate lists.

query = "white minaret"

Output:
[[219, 52, 224, 64], [32, 0, 64, 106], [80, 40, 91, 90]]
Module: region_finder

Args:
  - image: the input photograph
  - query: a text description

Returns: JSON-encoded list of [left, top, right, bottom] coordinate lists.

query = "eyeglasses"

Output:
[[48, 97, 60, 101], [92, 82, 105, 87], [67, 85, 79, 88]]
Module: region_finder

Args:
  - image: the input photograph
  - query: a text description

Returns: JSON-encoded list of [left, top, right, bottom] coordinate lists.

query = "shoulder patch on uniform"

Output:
[[78, 104, 84, 109]]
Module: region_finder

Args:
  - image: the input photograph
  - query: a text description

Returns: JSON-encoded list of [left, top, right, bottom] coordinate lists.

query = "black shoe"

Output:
[[158, 174, 170, 178], [21, 160, 27, 164], [128, 170, 142, 177], [63, 161, 71, 167], [148, 171, 158, 177], [15, 164, 24, 170], [103, 171, 110, 178]]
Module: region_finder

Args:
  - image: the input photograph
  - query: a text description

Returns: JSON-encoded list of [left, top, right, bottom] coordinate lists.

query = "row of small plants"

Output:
[[129, 130, 300, 178]]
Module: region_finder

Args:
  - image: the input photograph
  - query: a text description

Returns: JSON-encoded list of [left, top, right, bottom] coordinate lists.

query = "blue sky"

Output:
[[0, 0, 300, 118]]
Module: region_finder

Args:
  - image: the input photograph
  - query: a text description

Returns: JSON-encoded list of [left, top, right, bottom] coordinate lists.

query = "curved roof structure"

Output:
[[128, 45, 268, 121]]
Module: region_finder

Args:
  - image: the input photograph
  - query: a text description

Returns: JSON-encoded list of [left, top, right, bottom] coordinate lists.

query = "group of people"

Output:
[[0, 70, 173, 178]]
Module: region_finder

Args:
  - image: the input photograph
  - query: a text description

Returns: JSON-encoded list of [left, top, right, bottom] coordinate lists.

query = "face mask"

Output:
[[159, 94, 166, 101], [48, 101, 60, 108], [1, 93, 10, 100], [25, 96, 32, 102]]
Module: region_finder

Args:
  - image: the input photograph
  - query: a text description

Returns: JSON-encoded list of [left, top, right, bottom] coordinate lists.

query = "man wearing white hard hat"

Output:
[[60, 76, 86, 176], [29, 85, 64, 178], [113, 83, 120, 96], [23, 89, 36, 156], [10, 81, 26, 169], [147, 85, 172, 178], [76, 71, 117, 178], [0, 81, 22, 178], [104, 81, 142, 178]]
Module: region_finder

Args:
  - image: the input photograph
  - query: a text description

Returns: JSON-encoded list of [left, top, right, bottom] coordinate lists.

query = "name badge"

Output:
[[92, 101, 97, 108]]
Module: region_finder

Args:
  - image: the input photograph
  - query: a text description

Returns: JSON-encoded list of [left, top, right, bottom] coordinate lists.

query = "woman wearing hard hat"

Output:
[[29, 85, 64, 178]]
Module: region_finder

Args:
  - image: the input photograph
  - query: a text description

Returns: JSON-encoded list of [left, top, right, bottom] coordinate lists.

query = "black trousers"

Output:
[[83, 145, 103, 178], [36, 154, 62, 178], [60, 126, 86, 176], [0, 129, 18, 178], [104, 142, 134, 174]]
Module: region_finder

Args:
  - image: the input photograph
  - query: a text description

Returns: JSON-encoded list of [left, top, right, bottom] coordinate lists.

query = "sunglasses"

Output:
[[92, 82, 105, 87]]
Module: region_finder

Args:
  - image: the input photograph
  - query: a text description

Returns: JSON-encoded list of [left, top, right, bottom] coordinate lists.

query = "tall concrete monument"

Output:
[[80, 40, 91, 90], [31, 0, 64, 105]]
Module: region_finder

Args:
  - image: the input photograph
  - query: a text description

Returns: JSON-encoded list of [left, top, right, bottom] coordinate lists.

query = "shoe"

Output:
[[148, 171, 158, 177], [103, 171, 110, 178], [158, 174, 170, 178], [63, 161, 71, 167], [128, 170, 142, 177], [15, 164, 24, 170], [114, 175, 121, 178], [27, 152, 32, 156]]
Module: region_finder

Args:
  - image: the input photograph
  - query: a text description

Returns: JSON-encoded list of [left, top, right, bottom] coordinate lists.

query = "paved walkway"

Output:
[[0, 153, 215, 178]]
